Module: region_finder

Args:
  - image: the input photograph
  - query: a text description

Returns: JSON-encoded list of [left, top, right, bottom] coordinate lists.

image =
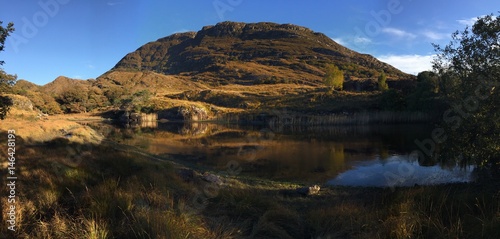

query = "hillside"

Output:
[[110, 21, 413, 86], [14, 21, 421, 117]]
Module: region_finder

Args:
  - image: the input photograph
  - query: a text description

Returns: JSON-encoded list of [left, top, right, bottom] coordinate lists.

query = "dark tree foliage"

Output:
[[0, 94, 12, 119], [416, 71, 439, 93], [406, 71, 442, 112], [379, 89, 405, 111], [57, 86, 89, 113], [0, 21, 15, 119], [0, 21, 14, 66], [433, 14, 500, 178]]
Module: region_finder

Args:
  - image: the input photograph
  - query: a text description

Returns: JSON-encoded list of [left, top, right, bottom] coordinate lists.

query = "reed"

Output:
[[215, 110, 433, 126]]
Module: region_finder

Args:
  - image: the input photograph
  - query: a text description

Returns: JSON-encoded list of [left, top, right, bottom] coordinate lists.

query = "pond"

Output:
[[96, 122, 474, 187]]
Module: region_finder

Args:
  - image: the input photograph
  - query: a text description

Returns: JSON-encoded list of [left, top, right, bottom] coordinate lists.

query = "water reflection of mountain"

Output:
[[88, 122, 444, 183]]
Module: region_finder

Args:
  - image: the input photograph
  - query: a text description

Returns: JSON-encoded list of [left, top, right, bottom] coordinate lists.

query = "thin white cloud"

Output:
[[457, 16, 485, 26], [422, 30, 448, 41], [353, 36, 371, 44], [107, 2, 124, 6], [457, 17, 477, 26], [382, 28, 416, 39], [172, 29, 192, 34], [377, 54, 435, 75], [87, 64, 95, 69], [331, 37, 346, 46]]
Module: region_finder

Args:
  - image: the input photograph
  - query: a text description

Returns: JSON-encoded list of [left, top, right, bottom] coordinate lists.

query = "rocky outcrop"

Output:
[[118, 104, 209, 125], [157, 105, 210, 122], [178, 105, 209, 121], [119, 111, 158, 124], [3, 94, 34, 111]]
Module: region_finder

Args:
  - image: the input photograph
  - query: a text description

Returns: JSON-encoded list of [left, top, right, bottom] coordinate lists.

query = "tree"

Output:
[[323, 64, 344, 91], [57, 86, 89, 113], [416, 71, 439, 93], [433, 14, 500, 179], [378, 71, 388, 91], [406, 71, 442, 111], [0, 21, 15, 119], [0, 21, 14, 65]]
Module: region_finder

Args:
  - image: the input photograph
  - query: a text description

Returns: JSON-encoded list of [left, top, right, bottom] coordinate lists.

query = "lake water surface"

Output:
[[98, 122, 474, 187]]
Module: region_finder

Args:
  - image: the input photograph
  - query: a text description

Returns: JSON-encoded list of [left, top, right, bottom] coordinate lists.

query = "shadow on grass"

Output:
[[202, 183, 500, 238], [0, 132, 215, 239], [0, 130, 499, 238]]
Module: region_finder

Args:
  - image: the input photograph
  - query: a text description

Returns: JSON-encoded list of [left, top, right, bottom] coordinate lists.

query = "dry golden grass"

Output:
[[100, 70, 209, 95], [0, 118, 498, 238], [0, 116, 103, 144]]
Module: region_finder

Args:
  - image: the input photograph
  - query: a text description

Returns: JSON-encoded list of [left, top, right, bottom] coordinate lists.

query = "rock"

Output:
[[3, 94, 34, 111], [297, 185, 321, 196], [201, 172, 223, 185], [129, 112, 141, 122], [118, 111, 158, 124], [178, 105, 209, 121], [119, 111, 130, 123]]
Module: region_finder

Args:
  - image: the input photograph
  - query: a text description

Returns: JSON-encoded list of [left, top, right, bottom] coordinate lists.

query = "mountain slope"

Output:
[[109, 21, 413, 87]]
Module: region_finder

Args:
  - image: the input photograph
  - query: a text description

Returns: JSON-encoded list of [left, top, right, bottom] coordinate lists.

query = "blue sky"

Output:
[[1, 0, 498, 85]]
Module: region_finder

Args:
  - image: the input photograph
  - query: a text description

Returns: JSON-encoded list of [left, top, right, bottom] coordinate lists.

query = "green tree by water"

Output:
[[323, 64, 344, 91], [406, 71, 442, 111], [417, 71, 439, 93], [0, 21, 15, 120], [433, 14, 500, 178]]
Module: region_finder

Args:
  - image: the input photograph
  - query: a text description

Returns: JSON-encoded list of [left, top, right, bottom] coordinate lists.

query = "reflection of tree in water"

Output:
[[320, 143, 345, 173]]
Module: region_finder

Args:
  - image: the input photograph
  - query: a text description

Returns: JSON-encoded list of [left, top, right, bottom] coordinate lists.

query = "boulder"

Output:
[[201, 172, 223, 185], [296, 185, 321, 196]]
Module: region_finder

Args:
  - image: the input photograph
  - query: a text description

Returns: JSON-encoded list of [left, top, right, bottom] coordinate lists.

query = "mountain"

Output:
[[17, 21, 420, 115], [109, 21, 413, 87], [41, 76, 91, 95]]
